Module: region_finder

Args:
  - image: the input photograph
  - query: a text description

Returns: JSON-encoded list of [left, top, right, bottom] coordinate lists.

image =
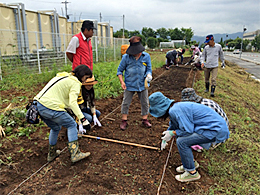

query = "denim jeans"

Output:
[[176, 133, 215, 171], [37, 102, 78, 145], [180, 55, 183, 63], [81, 107, 101, 123]]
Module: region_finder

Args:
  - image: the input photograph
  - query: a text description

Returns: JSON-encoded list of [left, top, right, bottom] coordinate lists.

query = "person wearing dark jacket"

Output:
[[165, 48, 185, 69]]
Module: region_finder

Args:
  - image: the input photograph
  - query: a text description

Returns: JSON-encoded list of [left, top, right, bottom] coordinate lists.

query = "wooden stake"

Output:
[[79, 134, 160, 151], [104, 117, 115, 121], [162, 125, 169, 128]]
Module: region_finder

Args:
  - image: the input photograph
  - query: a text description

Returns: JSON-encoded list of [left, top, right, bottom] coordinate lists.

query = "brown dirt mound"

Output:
[[1, 62, 214, 195]]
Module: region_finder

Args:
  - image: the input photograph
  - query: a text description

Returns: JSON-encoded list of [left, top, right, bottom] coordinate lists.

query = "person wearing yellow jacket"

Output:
[[34, 65, 92, 163]]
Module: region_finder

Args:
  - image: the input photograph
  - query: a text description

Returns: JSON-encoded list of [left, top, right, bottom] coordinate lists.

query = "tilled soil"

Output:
[[0, 62, 215, 195]]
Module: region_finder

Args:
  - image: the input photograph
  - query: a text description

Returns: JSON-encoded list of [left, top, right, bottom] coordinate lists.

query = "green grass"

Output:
[[193, 61, 260, 194]]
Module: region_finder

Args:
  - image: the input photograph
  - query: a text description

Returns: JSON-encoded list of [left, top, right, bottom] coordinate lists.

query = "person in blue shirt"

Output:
[[149, 92, 230, 182], [117, 36, 152, 130]]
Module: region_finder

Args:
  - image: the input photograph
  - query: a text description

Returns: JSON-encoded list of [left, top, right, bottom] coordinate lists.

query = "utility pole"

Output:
[[100, 12, 102, 22], [122, 14, 125, 38], [225, 34, 228, 54], [61, 0, 70, 20], [240, 25, 247, 59]]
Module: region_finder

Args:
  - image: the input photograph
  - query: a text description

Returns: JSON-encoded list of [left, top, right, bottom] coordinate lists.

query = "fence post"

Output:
[[63, 34, 67, 65], [0, 49, 2, 80], [104, 38, 106, 62], [114, 37, 116, 61], [95, 36, 98, 62], [35, 31, 41, 74]]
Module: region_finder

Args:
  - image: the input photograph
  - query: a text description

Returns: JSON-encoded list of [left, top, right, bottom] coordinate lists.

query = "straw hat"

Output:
[[82, 75, 98, 85]]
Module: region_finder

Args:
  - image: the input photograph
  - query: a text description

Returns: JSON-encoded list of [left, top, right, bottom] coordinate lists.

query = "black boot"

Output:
[[210, 85, 216, 97], [204, 82, 210, 93]]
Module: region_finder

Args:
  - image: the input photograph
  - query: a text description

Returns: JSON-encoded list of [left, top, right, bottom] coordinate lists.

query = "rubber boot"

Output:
[[68, 140, 90, 163], [47, 144, 61, 162], [204, 82, 210, 92], [210, 85, 216, 97]]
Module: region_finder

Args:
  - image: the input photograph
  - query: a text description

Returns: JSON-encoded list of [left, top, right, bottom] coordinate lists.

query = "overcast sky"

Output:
[[1, 0, 259, 36]]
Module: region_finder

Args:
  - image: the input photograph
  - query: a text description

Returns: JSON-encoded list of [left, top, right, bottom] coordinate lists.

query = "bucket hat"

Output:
[[149, 92, 174, 118], [126, 41, 145, 55], [82, 75, 98, 85], [181, 88, 203, 103]]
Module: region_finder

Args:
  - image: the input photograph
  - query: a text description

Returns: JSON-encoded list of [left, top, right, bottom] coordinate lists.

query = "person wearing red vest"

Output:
[[66, 20, 96, 71]]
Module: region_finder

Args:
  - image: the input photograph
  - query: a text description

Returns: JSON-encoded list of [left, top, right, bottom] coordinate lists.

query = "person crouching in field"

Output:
[[149, 92, 230, 182], [165, 48, 185, 70], [76, 75, 102, 134], [117, 36, 152, 130], [34, 65, 93, 163]]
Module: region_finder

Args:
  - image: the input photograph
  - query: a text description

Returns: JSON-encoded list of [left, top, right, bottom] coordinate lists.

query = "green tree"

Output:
[[251, 34, 260, 51], [227, 41, 236, 49], [156, 28, 168, 40], [128, 30, 141, 37], [141, 27, 156, 40], [181, 27, 194, 44], [168, 28, 184, 40], [225, 38, 233, 49], [219, 37, 224, 48], [147, 37, 157, 49], [113, 29, 129, 38], [242, 39, 250, 51], [136, 34, 146, 46]]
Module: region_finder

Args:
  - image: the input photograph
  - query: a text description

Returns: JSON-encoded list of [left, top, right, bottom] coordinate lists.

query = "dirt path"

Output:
[[1, 63, 215, 195]]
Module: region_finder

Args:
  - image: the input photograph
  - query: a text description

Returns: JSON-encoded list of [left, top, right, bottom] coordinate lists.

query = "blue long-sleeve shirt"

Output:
[[167, 102, 229, 144], [117, 52, 152, 92]]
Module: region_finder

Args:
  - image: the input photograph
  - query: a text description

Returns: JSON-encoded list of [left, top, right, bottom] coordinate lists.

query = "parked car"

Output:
[[233, 49, 241, 54]]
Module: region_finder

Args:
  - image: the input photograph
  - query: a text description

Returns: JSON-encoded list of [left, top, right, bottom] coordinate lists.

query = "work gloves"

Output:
[[80, 117, 91, 131], [78, 124, 86, 134], [145, 74, 152, 89], [93, 115, 102, 127], [221, 62, 225, 69], [161, 130, 175, 150]]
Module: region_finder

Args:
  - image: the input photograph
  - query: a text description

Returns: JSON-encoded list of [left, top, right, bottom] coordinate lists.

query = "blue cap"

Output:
[[204, 34, 213, 43], [149, 92, 174, 118]]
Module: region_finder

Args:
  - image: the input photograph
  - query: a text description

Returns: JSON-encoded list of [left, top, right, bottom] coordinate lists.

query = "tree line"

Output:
[[220, 35, 260, 51], [113, 27, 193, 49], [114, 27, 260, 51]]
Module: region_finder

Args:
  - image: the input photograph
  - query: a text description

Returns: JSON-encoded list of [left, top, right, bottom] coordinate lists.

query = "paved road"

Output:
[[225, 54, 260, 80], [226, 52, 260, 64]]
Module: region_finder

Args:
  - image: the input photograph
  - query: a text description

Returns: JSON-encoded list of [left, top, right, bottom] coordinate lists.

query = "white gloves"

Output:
[[145, 74, 152, 89], [161, 130, 175, 150], [93, 115, 102, 126], [78, 124, 86, 134], [221, 62, 225, 69], [146, 74, 152, 82], [161, 140, 167, 150]]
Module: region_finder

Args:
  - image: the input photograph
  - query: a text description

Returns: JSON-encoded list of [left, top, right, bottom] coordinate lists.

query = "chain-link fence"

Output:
[[0, 29, 129, 80]]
